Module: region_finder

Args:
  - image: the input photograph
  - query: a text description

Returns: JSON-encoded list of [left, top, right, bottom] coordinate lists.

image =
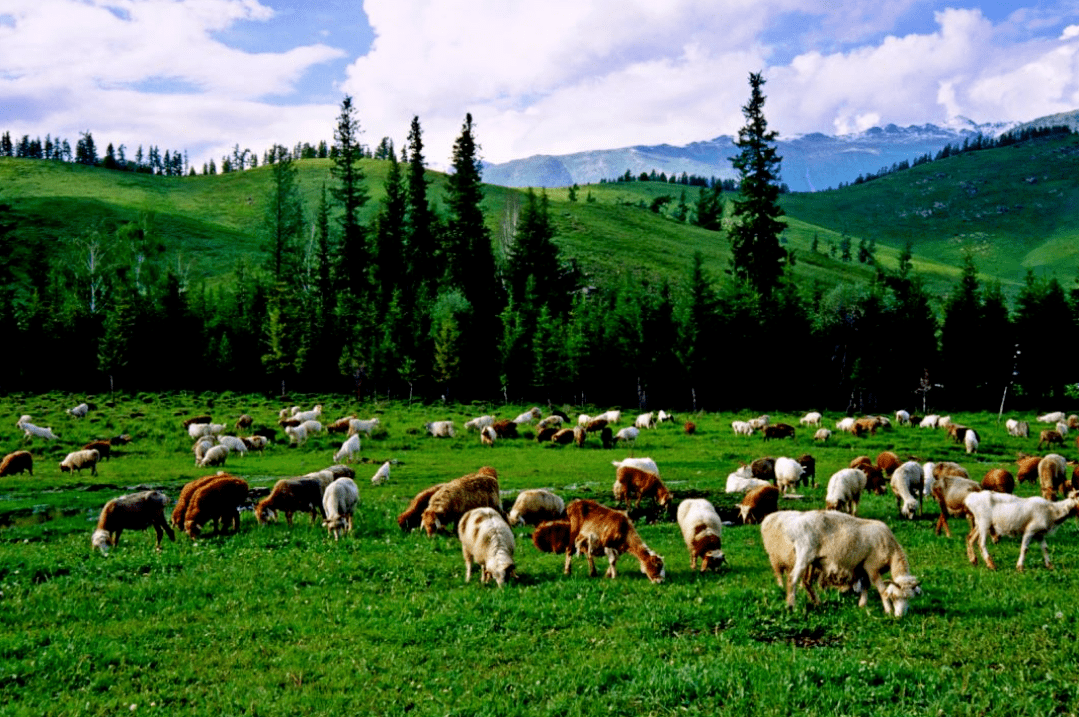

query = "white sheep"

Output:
[[371, 461, 391, 486], [918, 414, 940, 429], [285, 424, 308, 445], [334, 434, 361, 463], [1055, 421, 1069, 437], [676, 499, 725, 571], [458, 507, 516, 587], [1005, 419, 1030, 438], [595, 410, 622, 424], [217, 435, 248, 457], [193, 436, 216, 465], [197, 444, 229, 468], [300, 419, 323, 435], [68, 402, 89, 418], [348, 418, 380, 437], [507, 489, 565, 527], [761, 510, 921, 616], [725, 466, 771, 493], [774, 457, 805, 494], [748, 415, 770, 430], [964, 491, 1079, 570], [611, 457, 660, 476], [322, 476, 359, 540], [895, 410, 911, 426], [425, 420, 455, 438], [480, 425, 497, 446], [293, 405, 323, 423], [537, 415, 564, 430], [813, 428, 831, 442], [964, 430, 979, 454], [59, 449, 100, 476], [891, 461, 923, 519], [732, 420, 755, 436], [635, 412, 656, 429], [825, 468, 867, 515], [614, 426, 639, 444], [835, 417, 855, 432], [656, 410, 674, 424], [1037, 411, 1066, 424], [577, 414, 592, 426], [18, 418, 58, 441], [799, 412, 822, 427], [512, 407, 542, 424], [464, 415, 495, 431]]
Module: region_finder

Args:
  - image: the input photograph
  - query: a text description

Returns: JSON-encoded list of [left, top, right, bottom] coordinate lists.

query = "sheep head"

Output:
[[420, 510, 441, 537], [91, 529, 111, 556], [882, 575, 922, 617], [639, 550, 666, 584]]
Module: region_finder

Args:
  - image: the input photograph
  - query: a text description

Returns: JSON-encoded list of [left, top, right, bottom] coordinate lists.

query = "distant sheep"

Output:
[[512, 407, 543, 424], [1037, 411, 1066, 424], [635, 412, 656, 430], [748, 415, 770, 430], [256, 477, 323, 527], [677, 498, 726, 570], [1006, 419, 1030, 438], [763, 423, 796, 441], [0, 450, 33, 477], [197, 444, 229, 468], [292, 405, 323, 424], [725, 466, 771, 493], [91, 490, 174, 556], [537, 415, 563, 430], [800, 412, 822, 427], [551, 428, 576, 444], [825, 468, 867, 515], [285, 424, 309, 445], [425, 420, 455, 438], [322, 477, 359, 540], [739, 484, 780, 525], [182, 414, 212, 428], [595, 410, 622, 424], [348, 418, 380, 437], [458, 507, 516, 586], [217, 435, 248, 457], [656, 410, 675, 424], [1038, 454, 1069, 501], [1038, 429, 1064, 450], [895, 410, 911, 426], [370, 461, 391, 486], [464, 415, 495, 432], [918, 414, 940, 429], [813, 428, 831, 442], [508, 489, 566, 527], [18, 419, 58, 441], [732, 421, 755, 436], [491, 420, 519, 438], [333, 434, 361, 464], [235, 414, 254, 431], [59, 449, 100, 476], [68, 402, 89, 418], [614, 426, 639, 444], [481, 425, 498, 446], [964, 430, 979, 454]]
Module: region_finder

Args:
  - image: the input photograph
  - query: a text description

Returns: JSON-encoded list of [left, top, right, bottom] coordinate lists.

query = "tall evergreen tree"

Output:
[[330, 95, 370, 296], [505, 189, 567, 312], [728, 72, 786, 298], [693, 183, 723, 230], [262, 149, 305, 284], [373, 150, 406, 310]]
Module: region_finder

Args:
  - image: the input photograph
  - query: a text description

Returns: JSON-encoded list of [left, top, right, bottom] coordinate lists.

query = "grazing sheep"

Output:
[[739, 484, 780, 525], [574, 425, 588, 447], [397, 483, 446, 532], [800, 412, 822, 427], [458, 507, 516, 586], [825, 468, 867, 515], [748, 415, 770, 430], [217, 435, 248, 457], [242, 435, 269, 453], [613, 426, 639, 444], [59, 449, 100, 476], [184, 476, 249, 538], [197, 444, 229, 468], [551, 428, 576, 445], [0, 450, 33, 477], [536, 426, 558, 443], [683, 421, 696, 435], [1039, 454, 1069, 501], [188, 422, 225, 440], [425, 420, 455, 438], [851, 416, 882, 437], [750, 456, 777, 484], [595, 410, 622, 424], [895, 410, 911, 426], [464, 415, 495, 432], [421, 470, 502, 536], [918, 414, 940, 429], [508, 489, 566, 527], [322, 477, 359, 540], [293, 405, 323, 424], [256, 478, 323, 526], [577, 414, 592, 426], [611, 456, 660, 477], [677, 498, 726, 570], [538, 415, 564, 430], [81, 441, 112, 462], [850, 456, 886, 495], [732, 420, 755, 436], [347, 418, 380, 437], [562, 499, 665, 583], [931, 472, 981, 537], [763, 423, 796, 441], [172, 474, 227, 529], [635, 412, 656, 430], [1056, 421, 1070, 437], [875, 451, 901, 477], [491, 420, 519, 439], [531, 519, 572, 554], [981, 469, 1015, 494], [481, 425, 498, 446], [797, 454, 816, 488], [813, 428, 831, 442], [760, 510, 921, 616], [964, 491, 1079, 570], [68, 402, 89, 418], [182, 414, 212, 428], [333, 434, 361, 464], [726, 466, 772, 493], [285, 424, 309, 445], [614, 464, 672, 511], [370, 461, 391, 486], [1016, 454, 1043, 484], [774, 457, 805, 494], [1037, 411, 1066, 424], [91, 490, 174, 556], [584, 418, 609, 435], [1006, 419, 1030, 438], [299, 420, 323, 436], [891, 461, 924, 519], [1038, 430, 1064, 450], [235, 414, 254, 431], [323, 415, 353, 434], [512, 407, 543, 424], [964, 430, 979, 454], [193, 435, 216, 465], [656, 410, 675, 424]]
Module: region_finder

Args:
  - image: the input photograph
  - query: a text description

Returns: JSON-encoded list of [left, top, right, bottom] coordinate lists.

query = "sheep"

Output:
[[635, 412, 656, 430], [18, 420, 58, 441], [68, 402, 89, 418], [760, 510, 921, 616], [285, 424, 308, 445], [370, 461, 391, 486], [536, 426, 558, 443], [875, 451, 901, 477], [333, 433, 361, 464], [836, 417, 855, 432], [726, 466, 771, 493], [172, 474, 227, 528], [322, 477, 359, 540], [235, 414, 254, 431], [491, 420, 519, 439], [532, 519, 572, 554], [299, 420, 323, 436], [891, 461, 924, 519], [749, 456, 776, 484], [182, 414, 212, 428], [537, 415, 564, 430], [965, 430, 979, 454], [981, 469, 1015, 494], [577, 414, 592, 426], [217, 435, 248, 457], [458, 507, 516, 586], [964, 491, 1079, 570], [683, 421, 696, 435], [464, 415, 495, 431], [1070, 415, 1079, 429], [91, 490, 174, 556], [242, 435, 269, 453], [508, 489, 566, 527], [397, 483, 446, 532], [928, 461, 970, 507], [763, 423, 796, 441], [1039, 454, 1069, 501], [895, 409, 911, 426], [612, 456, 660, 477], [197, 444, 229, 468], [59, 449, 100, 476], [1006, 419, 1030, 438], [747, 414, 770, 431], [731, 420, 755, 436], [424, 420, 455, 438], [825, 468, 867, 515], [551, 428, 576, 445], [677, 499, 726, 570], [656, 410, 675, 424], [800, 412, 822, 427], [918, 414, 940, 429], [613, 426, 639, 444], [512, 407, 543, 424], [184, 476, 249, 538], [574, 425, 588, 446], [813, 428, 831, 442], [79, 440, 112, 462], [1038, 430, 1064, 450], [614, 464, 672, 511], [851, 416, 882, 437], [1037, 411, 1066, 424], [293, 405, 323, 423], [0, 450, 33, 477], [193, 435, 216, 465], [584, 418, 609, 434], [595, 410, 622, 424], [255, 478, 323, 526], [421, 470, 502, 536], [1016, 454, 1042, 484], [480, 425, 498, 446], [939, 415, 953, 428], [774, 457, 805, 494], [797, 454, 817, 488], [1056, 421, 1070, 437], [562, 499, 665, 583], [347, 418, 380, 437], [323, 415, 353, 433], [739, 484, 780, 525], [188, 422, 226, 440], [850, 456, 886, 495], [931, 472, 981, 537]]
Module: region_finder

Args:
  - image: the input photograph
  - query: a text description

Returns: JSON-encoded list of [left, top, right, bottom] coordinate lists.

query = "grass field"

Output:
[[2, 394, 1079, 716]]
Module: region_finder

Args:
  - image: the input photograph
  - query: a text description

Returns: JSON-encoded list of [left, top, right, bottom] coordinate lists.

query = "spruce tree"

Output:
[[374, 150, 406, 310], [330, 95, 370, 296], [263, 149, 304, 284], [444, 113, 496, 307], [405, 117, 437, 297]]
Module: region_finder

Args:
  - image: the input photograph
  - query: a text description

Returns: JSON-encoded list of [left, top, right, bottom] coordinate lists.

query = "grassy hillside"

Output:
[[2, 131, 1077, 295]]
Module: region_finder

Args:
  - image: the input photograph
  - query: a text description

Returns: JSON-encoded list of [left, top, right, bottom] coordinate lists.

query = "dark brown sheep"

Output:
[[82, 441, 111, 462], [531, 519, 572, 554], [491, 420, 519, 439], [1038, 430, 1064, 450], [182, 414, 212, 428], [397, 483, 446, 532], [184, 476, 249, 538], [981, 469, 1015, 494], [876, 451, 901, 477], [762, 423, 796, 441], [0, 450, 33, 477], [739, 484, 780, 525], [684, 421, 696, 435]]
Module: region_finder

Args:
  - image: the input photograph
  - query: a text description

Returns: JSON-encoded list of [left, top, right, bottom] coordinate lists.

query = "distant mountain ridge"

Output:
[[482, 118, 1022, 192]]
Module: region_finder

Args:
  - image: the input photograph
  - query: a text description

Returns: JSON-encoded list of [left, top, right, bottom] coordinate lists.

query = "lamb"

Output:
[[347, 418, 380, 437], [562, 499, 665, 583], [193, 435, 216, 465], [322, 477, 359, 540], [292, 405, 323, 423], [635, 412, 656, 429], [184, 476, 249, 538], [491, 420, 519, 438], [59, 449, 100, 476], [1038, 429, 1064, 450], [531, 519, 573, 554], [981, 469, 1015, 494], [799, 412, 822, 427], [774, 457, 805, 494], [464, 415, 495, 431], [537, 415, 564, 430], [91, 490, 174, 556], [731, 420, 755, 436], [255, 477, 323, 527], [197, 444, 229, 468], [763, 423, 796, 441], [68, 402, 89, 418], [425, 420, 455, 438], [739, 484, 780, 525], [512, 407, 543, 424], [508, 489, 565, 527], [551, 428, 576, 445], [895, 410, 911, 426], [285, 424, 308, 445], [964, 490, 1079, 570], [918, 414, 940, 429], [18, 419, 58, 441], [458, 507, 516, 586], [421, 469, 502, 536], [931, 472, 981, 537], [481, 425, 498, 446], [1016, 454, 1043, 484], [0, 450, 33, 477], [1037, 411, 1066, 424], [595, 410, 622, 424], [235, 414, 254, 431], [613, 426, 639, 444], [1038, 454, 1069, 501], [614, 464, 672, 511], [813, 428, 831, 441], [217, 435, 248, 457], [677, 499, 726, 570], [397, 483, 446, 532], [825, 468, 867, 515], [760, 510, 921, 616], [1006, 419, 1030, 438], [333, 434, 361, 464], [875, 451, 901, 477], [835, 417, 855, 432], [891, 461, 924, 519], [964, 429, 979, 454]]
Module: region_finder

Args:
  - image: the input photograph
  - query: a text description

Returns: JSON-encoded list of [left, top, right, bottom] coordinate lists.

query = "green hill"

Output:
[[3, 130, 1078, 295]]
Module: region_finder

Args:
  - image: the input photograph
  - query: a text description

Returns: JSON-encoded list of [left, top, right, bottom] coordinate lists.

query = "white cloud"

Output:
[[1060, 23, 1079, 39]]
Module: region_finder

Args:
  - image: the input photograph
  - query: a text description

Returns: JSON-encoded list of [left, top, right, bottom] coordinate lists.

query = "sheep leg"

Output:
[[965, 527, 979, 565], [935, 512, 951, 538], [463, 550, 474, 583], [1040, 537, 1053, 570], [605, 549, 619, 579], [563, 548, 574, 576], [787, 554, 811, 608], [977, 526, 996, 570]]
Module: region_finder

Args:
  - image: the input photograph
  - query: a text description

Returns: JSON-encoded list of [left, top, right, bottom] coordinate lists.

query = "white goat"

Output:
[[425, 420, 455, 438], [799, 412, 822, 427], [370, 461, 391, 486], [322, 477, 359, 540], [825, 468, 867, 515], [774, 457, 805, 494], [964, 491, 1079, 570], [676, 499, 725, 571], [458, 507, 516, 587], [334, 434, 361, 464], [891, 461, 923, 519]]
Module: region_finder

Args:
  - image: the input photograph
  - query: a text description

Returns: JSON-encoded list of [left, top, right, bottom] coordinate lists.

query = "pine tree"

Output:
[[728, 72, 786, 298], [445, 113, 495, 307], [373, 150, 406, 310], [263, 149, 305, 284], [330, 95, 370, 296], [506, 189, 565, 311], [405, 116, 437, 299]]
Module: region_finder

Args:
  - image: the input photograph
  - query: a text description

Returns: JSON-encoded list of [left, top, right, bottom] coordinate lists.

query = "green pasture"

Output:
[[2, 394, 1079, 716]]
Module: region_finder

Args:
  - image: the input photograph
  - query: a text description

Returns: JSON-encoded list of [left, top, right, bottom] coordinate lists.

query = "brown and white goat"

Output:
[[563, 499, 665, 583], [614, 465, 672, 511]]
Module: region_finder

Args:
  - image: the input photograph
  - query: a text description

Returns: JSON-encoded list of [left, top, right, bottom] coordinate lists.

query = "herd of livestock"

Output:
[[5, 401, 1079, 619]]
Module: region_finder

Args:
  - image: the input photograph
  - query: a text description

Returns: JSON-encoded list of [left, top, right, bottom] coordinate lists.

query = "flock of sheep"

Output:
[[7, 400, 1079, 620]]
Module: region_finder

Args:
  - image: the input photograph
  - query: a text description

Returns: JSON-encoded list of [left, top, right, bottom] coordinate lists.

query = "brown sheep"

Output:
[[573, 425, 587, 447], [536, 427, 559, 443], [236, 414, 254, 430], [551, 428, 576, 445], [182, 414, 212, 428], [585, 418, 609, 433], [850, 456, 887, 494], [172, 474, 227, 528], [876, 451, 901, 477], [796, 454, 816, 488], [1038, 455, 1069, 501], [82, 441, 112, 462], [491, 420, 519, 439], [750, 456, 776, 484], [0, 450, 33, 477], [421, 472, 503, 536], [397, 483, 446, 532], [684, 421, 696, 435], [255, 478, 323, 526], [739, 484, 780, 525], [762, 423, 796, 441], [531, 519, 572, 554], [1038, 430, 1064, 450], [562, 499, 665, 583], [852, 416, 882, 437], [614, 465, 672, 511], [981, 469, 1015, 494], [91, 490, 175, 555], [109, 434, 133, 446], [184, 476, 249, 538], [1016, 454, 1042, 484], [932, 472, 981, 537], [326, 415, 354, 433]]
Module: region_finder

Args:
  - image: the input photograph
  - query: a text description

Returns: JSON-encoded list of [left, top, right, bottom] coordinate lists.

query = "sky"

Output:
[[2, 0, 1079, 171]]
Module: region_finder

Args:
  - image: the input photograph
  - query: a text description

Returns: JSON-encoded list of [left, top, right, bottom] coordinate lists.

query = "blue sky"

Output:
[[1, 0, 1078, 170]]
